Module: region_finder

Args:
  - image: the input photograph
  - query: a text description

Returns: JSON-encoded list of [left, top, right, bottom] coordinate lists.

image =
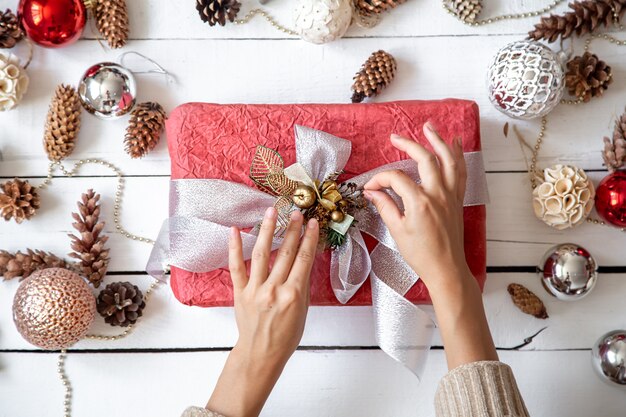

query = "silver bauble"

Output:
[[78, 62, 137, 119], [538, 243, 597, 301], [592, 330, 626, 388], [486, 40, 565, 120]]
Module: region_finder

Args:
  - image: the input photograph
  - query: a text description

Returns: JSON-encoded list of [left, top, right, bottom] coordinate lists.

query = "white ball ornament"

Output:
[[0, 53, 29, 112], [487, 40, 565, 120], [293, 0, 352, 44]]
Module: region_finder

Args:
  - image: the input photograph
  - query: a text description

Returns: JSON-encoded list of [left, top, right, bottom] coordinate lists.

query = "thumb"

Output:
[[363, 190, 402, 231]]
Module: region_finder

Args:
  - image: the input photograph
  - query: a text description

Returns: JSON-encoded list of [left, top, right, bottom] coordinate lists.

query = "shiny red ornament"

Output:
[[595, 171, 626, 228], [18, 0, 87, 48]]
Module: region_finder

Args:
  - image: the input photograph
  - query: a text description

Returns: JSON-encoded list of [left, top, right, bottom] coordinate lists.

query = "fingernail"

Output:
[[363, 190, 373, 200], [308, 218, 318, 229], [390, 133, 402, 141], [230, 226, 238, 238], [291, 210, 303, 221], [425, 122, 434, 132], [265, 207, 277, 219]]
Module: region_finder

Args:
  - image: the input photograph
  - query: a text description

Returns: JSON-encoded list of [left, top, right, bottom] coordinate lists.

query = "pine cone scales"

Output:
[[356, 0, 406, 15], [603, 109, 626, 172], [124, 102, 167, 158], [529, 0, 626, 42], [0, 179, 40, 223], [351, 50, 397, 104], [0, 9, 23, 48], [44, 85, 82, 162], [94, 0, 129, 49], [565, 52, 612, 102], [507, 283, 549, 319], [97, 281, 145, 326], [448, 0, 482, 23], [196, 0, 241, 26], [68, 190, 110, 288], [0, 249, 75, 281]]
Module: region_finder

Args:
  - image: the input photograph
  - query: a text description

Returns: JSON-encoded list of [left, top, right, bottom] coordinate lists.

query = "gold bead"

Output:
[[330, 210, 345, 223]]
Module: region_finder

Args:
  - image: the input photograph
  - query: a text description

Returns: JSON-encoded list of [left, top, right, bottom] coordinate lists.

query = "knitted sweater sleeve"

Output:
[[435, 361, 530, 417]]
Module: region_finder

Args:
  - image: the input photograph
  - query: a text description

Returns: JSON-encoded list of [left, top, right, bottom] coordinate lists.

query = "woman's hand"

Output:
[[207, 208, 319, 417]]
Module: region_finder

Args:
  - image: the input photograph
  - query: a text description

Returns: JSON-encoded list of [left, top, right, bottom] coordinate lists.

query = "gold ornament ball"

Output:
[[330, 210, 345, 223], [292, 184, 317, 209], [12, 268, 96, 350]]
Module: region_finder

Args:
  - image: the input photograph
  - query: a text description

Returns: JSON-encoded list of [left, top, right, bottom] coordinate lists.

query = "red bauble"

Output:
[[595, 171, 626, 227], [18, 0, 87, 48]]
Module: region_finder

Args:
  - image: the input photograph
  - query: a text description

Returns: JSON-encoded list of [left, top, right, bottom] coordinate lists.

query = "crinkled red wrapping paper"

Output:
[[167, 100, 486, 307]]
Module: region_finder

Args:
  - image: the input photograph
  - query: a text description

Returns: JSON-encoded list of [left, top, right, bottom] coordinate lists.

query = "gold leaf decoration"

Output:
[[267, 172, 298, 197], [249, 145, 286, 195], [273, 196, 294, 238]]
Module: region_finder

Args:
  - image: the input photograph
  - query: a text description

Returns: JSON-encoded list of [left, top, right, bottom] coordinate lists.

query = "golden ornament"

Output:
[[330, 210, 345, 223], [292, 184, 316, 208]]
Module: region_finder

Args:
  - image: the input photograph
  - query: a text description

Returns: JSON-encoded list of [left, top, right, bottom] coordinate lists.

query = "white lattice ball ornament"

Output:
[[487, 40, 565, 120], [533, 164, 595, 230], [293, 0, 352, 44], [0, 53, 29, 112]]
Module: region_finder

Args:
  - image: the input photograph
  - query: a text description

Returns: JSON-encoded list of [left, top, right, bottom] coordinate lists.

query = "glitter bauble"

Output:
[[13, 268, 96, 350], [538, 243, 598, 301], [592, 330, 626, 388], [18, 0, 87, 48], [595, 171, 626, 228], [486, 40, 565, 120], [78, 62, 137, 120], [293, 0, 352, 44]]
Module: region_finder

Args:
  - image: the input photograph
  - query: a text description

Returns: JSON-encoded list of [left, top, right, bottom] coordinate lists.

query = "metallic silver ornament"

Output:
[[78, 62, 136, 119], [592, 330, 626, 387], [537, 243, 598, 301]]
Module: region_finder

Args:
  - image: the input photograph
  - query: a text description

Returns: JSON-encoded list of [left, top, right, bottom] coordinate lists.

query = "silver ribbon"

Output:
[[147, 125, 489, 380]]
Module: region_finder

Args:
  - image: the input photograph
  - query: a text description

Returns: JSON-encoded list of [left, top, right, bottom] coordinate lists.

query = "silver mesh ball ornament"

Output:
[[487, 40, 565, 120]]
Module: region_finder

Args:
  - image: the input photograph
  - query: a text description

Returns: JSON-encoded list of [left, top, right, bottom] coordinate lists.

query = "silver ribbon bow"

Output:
[[147, 125, 489, 380]]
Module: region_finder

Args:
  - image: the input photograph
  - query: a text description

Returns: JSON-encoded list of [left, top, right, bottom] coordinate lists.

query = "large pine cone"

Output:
[[97, 281, 145, 326], [0, 179, 40, 223], [565, 52, 612, 103], [44, 85, 82, 161], [447, 0, 482, 23], [507, 283, 549, 319], [124, 102, 167, 158], [355, 0, 406, 15], [93, 0, 129, 49], [603, 109, 626, 172], [0, 249, 74, 281], [351, 50, 396, 103], [196, 0, 241, 26], [529, 0, 626, 43], [0, 9, 23, 48]]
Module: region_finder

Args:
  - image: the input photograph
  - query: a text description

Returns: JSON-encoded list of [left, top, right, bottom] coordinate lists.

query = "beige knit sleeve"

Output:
[[434, 361, 530, 417], [181, 406, 225, 417]]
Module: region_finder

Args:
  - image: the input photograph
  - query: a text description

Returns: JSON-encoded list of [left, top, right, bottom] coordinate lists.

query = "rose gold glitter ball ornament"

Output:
[[12, 268, 96, 349]]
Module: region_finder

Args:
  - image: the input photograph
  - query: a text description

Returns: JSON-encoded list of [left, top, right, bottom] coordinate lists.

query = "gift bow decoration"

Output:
[[147, 125, 489, 380]]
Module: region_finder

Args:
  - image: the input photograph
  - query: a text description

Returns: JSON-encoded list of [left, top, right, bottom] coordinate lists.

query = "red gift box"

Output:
[[166, 100, 486, 307]]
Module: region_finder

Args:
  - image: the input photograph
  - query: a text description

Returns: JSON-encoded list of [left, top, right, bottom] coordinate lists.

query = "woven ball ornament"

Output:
[[532, 164, 594, 230], [12, 268, 96, 350], [293, 0, 352, 44], [487, 40, 565, 120], [0, 53, 29, 112], [595, 170, 626, 228]]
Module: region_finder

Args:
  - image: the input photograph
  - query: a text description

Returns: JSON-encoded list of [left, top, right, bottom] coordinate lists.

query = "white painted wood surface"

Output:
[[1, 1, 626, 416]]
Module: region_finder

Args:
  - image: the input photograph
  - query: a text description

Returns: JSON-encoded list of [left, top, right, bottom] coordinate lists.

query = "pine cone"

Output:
[[124, 102, 167, 159], [0, 9, 23, 48], [603, 109, 626, 172], [93, 0, 129, 49], [565, 52, 612, 102], [351, 50, 397, 104], [44, 84, 82, 162], [0, 249, 75, 281], [196, 0, 241, 26], [0, 179, 40, 223], [529, 0, 626, 43], [447, 0, 482, 23], [355, 0, 406, 15], [97, 281, 145, 326], [68, 189, 110, 288], [507, 283, 549, 319]]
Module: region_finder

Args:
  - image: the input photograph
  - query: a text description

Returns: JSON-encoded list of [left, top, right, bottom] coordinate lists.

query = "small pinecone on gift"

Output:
[[351, 50, 397, 104], [603, 110, 626, 172], [447, 0, 482, 23], [44, 84, 82, 162], [68, 189, 110, 288], [529, 0, 625, 43], [0, 179, 40, 224], [0, 249, 74, 281], [92, 0, 129, 49], [0, 9, 23, 49], [196, 0, 241, 26], [355, 0, 406, 15], [124, 102, 167, 158], [565, 52, 612, 102], [507, 283, 548, 319], [97, 281, 145, 326]]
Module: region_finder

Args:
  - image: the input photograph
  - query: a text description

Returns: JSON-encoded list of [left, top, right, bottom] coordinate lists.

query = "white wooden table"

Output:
[[1, 1, 626, 416]]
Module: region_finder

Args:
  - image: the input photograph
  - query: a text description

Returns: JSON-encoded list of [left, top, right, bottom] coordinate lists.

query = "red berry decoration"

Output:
[[18, 0, 87, 47], [595, 171, 626, 228]]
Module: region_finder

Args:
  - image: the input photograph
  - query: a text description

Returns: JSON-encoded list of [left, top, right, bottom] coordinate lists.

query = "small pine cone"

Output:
[[447, 0, 482, 23], [355, 0, 406, 15], [351, 50, 397, 104], [97, 281, 145, 327], [0, 179, 40, 223], [124, 102, 167, 159], [93, 0, 129, 49], [68, 189, 110, 288], [565, 52, 612, 103], [0, 9, 23, 48], [196, 0, 241, 26], [0, 249, 74, 281], [603, 109, 626, 172], [44, 84, 82, 162], [507, 283, 549, 319]]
